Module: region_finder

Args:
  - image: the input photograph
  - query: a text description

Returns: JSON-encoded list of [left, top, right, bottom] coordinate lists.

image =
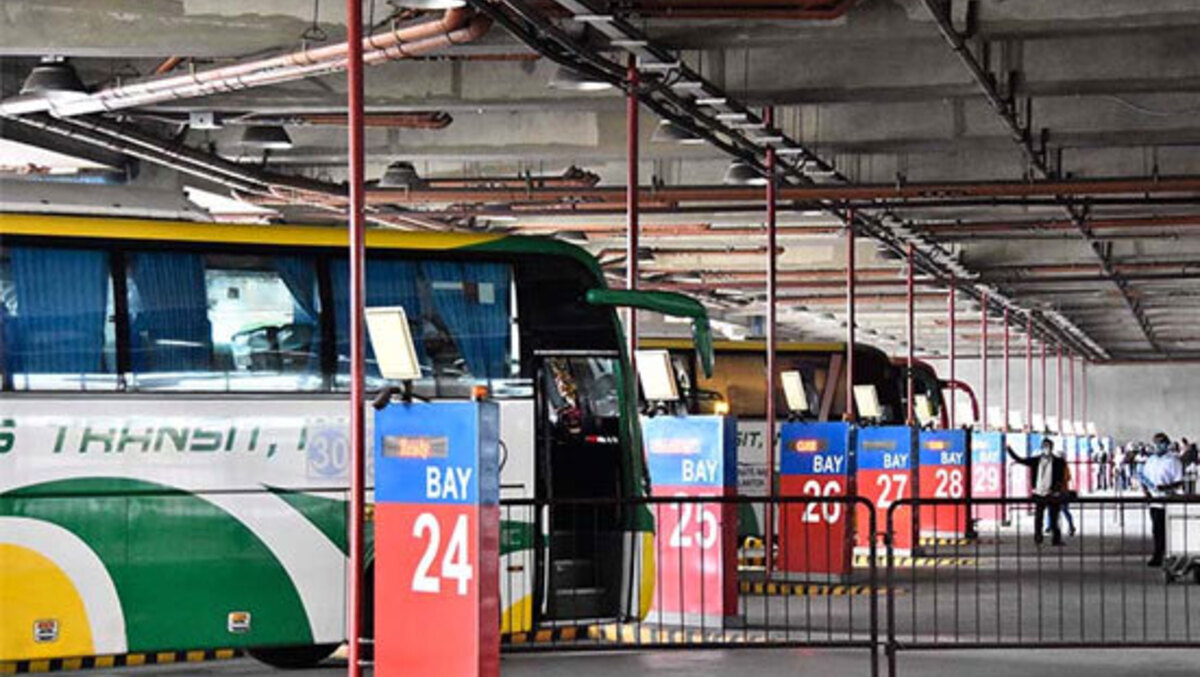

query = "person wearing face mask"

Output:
[[1008, 438, 1068, 546], [1139, 432, 1185, 567]]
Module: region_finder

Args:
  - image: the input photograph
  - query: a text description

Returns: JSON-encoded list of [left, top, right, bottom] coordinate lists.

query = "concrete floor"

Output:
[[46, 649, 1200, 677]]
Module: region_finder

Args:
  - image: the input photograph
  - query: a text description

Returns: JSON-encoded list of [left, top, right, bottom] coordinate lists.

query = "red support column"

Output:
[[1082, 360, 1088, 426], [1056, 343, 1063, 434], [845, 212, 856, 420], [346, 0, 367, 674], [981, 292, 989, 430], [948, 279, 956, 427], [1069, 351, 1076, 425], [1041, 340, 1047, 430], [1003, 308, 1010, 431], [764, 107, 778, 577], [625, 56, 639, 365], [906, 242, 915, 425], [1026, 314, 1033, 432]]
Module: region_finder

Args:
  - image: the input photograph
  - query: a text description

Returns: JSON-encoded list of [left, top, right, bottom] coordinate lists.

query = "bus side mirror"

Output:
[[585, 288, 715, 379]]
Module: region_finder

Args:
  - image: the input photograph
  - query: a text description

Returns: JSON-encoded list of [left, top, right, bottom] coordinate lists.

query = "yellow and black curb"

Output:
[[918, 537, 994, 547], [502, 626, 587, 646], [589, 624, 765, 645], [738, 581, 903, 597], [0, 649, 240, 674], [854, 555, 975, 568], [504, 623, 800, 647]]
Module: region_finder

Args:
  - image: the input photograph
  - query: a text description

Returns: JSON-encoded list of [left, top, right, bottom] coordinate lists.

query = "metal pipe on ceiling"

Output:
[[920, 214, 1200, 235], [610, 0, 857, 19], [0, 9, 490, 118], [252, 174, 1200, 208]]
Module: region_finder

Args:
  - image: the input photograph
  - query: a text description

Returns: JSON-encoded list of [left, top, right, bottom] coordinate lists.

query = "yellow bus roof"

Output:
[[0, 213, 504, 250], [641, 337, 846, 353]]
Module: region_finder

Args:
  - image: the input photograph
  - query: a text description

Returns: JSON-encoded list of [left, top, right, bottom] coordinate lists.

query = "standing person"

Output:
[[1181, 439, 1199, 494], [1008, 438, 1068, 546], [1139, 432, 1185, 567]]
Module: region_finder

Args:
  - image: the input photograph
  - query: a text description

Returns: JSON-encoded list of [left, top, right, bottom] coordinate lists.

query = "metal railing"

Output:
[[499, 495, 881, 676], [496, 493, 1200, 677], [886, 496, 1200, 676]]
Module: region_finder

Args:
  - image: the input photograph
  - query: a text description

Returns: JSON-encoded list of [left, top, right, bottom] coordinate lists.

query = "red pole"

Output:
[[1003, 308, 1010, 431], [346, 0, 366, 674], [764, 107, 778, 577], [948, 279, 956, 427], [1041, 341, 1047, 430], [626, 56, 639, 365], [906, 242, 915, 425], [981, 291, 989, 430], [1069, 351, 1076, 426], [845, 212, 856, 420], [1082, 360, 1088, 427], [1026, 314, 1033, 432], [1056, 343, 1063, 434]]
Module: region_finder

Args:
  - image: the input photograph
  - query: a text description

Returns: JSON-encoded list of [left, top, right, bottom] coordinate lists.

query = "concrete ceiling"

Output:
[[3, 0, 1200, 362]]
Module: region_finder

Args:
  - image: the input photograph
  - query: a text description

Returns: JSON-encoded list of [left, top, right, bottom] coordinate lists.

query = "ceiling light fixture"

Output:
[[651, 120, 705, 145], [20, 57, 86, 99], [240, 124, 293, 150], [723, 160, 767, 187], [393, 0, 466, 8], [547, 65, 613, 92], [377, 161, 424, 189]]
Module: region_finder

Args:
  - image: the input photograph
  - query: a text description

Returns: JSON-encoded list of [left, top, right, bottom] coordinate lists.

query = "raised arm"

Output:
[[1007, 445, 1035, 467]]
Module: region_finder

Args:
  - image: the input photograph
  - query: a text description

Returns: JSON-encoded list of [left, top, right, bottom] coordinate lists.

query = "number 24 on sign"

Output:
[[411, 514, 474, 596]]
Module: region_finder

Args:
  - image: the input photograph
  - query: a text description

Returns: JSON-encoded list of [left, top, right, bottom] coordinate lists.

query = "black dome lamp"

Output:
[[20, 57, 86, 99], [378, 161, 425, 189], [723, 160, 767, 186], [240, 125, 294, 150]]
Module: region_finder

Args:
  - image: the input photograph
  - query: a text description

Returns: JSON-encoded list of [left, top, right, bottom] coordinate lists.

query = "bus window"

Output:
[[332, 258, 523, 398], [698, 351, 767, 417], [125, 252, 322, 391], [0, 245, 117, 391]]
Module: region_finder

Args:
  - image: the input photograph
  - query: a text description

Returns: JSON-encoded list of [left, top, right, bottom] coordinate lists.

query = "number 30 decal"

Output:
[[411, 513, 474, 595]]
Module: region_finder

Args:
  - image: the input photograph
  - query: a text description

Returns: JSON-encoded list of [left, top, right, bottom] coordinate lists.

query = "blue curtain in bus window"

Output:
[[127, 251, 212, 372], [9, 247, 109, 374], [332, 259, 426, 377], [421, 261, 511, 380], [274, 255, 320, 372]]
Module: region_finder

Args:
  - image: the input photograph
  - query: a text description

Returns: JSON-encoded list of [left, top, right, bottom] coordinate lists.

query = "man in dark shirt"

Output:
[[1008, 438, 1068, 546]]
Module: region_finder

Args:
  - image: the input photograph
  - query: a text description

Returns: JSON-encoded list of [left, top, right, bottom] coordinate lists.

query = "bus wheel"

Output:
[[248, 644, 339, 669]]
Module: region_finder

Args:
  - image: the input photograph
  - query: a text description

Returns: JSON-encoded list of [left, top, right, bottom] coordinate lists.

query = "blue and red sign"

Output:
[[1063, 434, 1080, 492], [971, 431, 1006, 522], [778, 421, 853, 577], [1006, 433, 1030, 500], [374, 401, 500, 677], [643, 415, 737, 623], [918, 429, 969, 538], [856, 426, 915, 551]]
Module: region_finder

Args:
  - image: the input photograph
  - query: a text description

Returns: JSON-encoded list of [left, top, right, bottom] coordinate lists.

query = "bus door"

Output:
[[534, 350, 625, 622]]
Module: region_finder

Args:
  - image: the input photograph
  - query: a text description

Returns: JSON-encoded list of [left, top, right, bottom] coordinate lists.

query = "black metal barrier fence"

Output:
[[886, 496, 1200, 676], [500, 494, 1200, 675], [499, 495, 881, 676]]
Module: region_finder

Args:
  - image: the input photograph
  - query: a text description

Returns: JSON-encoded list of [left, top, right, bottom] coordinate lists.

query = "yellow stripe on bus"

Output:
[[640, 337, 846, 353], [0, 214, 503, 251]]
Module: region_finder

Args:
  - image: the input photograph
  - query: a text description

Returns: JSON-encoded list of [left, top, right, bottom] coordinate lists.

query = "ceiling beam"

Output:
[[921, 0, 1160, 355]]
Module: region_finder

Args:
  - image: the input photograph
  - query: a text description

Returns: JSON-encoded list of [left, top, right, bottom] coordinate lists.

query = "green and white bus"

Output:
[[0, 214, 711, 668]]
